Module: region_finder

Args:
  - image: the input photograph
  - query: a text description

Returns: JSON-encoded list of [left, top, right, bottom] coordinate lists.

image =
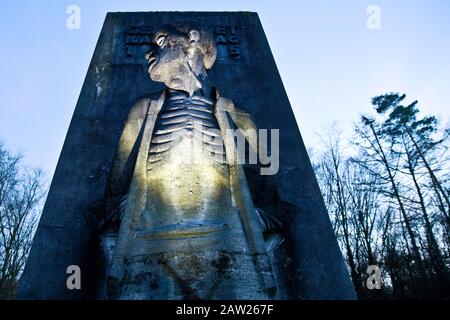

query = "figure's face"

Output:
[[145, 28, 202, 91]]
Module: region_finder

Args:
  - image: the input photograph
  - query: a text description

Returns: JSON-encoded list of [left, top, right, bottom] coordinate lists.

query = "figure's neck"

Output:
[[184, 56, 211, 97], [175, 71, 212, 98], [167, 85, 213, 101]]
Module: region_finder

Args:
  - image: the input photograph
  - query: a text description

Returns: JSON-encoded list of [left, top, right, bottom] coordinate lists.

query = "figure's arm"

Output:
[[216, 95, 287, 234], [96, 90, 166, 232], [217, 95, 259, 154], [108, 98, 151, 198], [87, 98, 151, 231]]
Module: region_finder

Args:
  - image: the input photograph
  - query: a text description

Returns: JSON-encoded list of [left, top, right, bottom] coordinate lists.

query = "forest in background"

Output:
[[1, 92, 449, 300], [0, 144, 45, 299], [313, 93, 450, 299]]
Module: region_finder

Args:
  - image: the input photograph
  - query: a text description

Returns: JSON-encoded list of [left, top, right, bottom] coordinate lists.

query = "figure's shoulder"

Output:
[[127, 90, 165, 120]]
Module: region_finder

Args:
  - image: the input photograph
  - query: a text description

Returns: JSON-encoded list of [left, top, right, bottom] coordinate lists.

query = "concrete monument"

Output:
[[18, 12, 355, 300]]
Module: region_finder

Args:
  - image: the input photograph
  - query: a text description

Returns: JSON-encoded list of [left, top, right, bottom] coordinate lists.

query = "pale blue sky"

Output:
[[0, 0, 449, 177]]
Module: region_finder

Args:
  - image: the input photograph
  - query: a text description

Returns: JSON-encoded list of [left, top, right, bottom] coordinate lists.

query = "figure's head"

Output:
[[145, 24, 217, 95]]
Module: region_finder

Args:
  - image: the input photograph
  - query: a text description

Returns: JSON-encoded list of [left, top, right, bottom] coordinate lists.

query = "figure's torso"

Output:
[[144, 90, 230, 227], [104, 91, 273, 300], [148, 90, 225, 167]]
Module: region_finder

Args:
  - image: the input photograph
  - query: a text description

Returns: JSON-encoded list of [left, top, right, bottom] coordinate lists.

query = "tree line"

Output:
[[0, 92, 448, 300], [0, 143, 45, 299], [313, 93, 450, 299]]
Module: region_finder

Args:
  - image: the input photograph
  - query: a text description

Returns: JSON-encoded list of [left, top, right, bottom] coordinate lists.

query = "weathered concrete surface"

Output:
[[17, 12, 355, 299]]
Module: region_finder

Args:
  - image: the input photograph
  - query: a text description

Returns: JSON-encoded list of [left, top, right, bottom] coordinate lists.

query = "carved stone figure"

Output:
[[16, 12, 356, 301], [97, 24, 285, 299]]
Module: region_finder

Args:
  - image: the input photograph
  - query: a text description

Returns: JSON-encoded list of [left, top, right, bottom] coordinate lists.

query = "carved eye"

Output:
[[156, 35, 166, 47]]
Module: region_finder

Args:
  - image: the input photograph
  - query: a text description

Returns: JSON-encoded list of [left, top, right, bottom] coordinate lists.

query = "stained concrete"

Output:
[[17, 12, 355, 300]]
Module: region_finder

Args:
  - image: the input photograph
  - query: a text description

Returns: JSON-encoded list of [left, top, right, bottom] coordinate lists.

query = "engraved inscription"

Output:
[[124, 25, 241, 59]]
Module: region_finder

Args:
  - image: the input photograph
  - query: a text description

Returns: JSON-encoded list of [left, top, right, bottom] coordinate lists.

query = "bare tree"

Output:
[[315, 125, 384, 298], [313, 93, 450, 299], [316, 127, 363, 295], [0, 142, 45, 299]]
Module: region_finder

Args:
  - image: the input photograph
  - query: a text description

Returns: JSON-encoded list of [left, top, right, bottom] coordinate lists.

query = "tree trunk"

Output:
[[405, 127, 450, 222], [368, 124, 425, 274], [403, 137, 447, 279]]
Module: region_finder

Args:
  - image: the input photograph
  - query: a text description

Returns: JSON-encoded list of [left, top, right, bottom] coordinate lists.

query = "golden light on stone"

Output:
[[18, 13, 355, 301], [147, 134, 229, 214]]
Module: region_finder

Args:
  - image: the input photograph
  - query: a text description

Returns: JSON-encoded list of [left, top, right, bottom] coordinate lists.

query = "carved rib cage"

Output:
[[147, 92, 226, 167]]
